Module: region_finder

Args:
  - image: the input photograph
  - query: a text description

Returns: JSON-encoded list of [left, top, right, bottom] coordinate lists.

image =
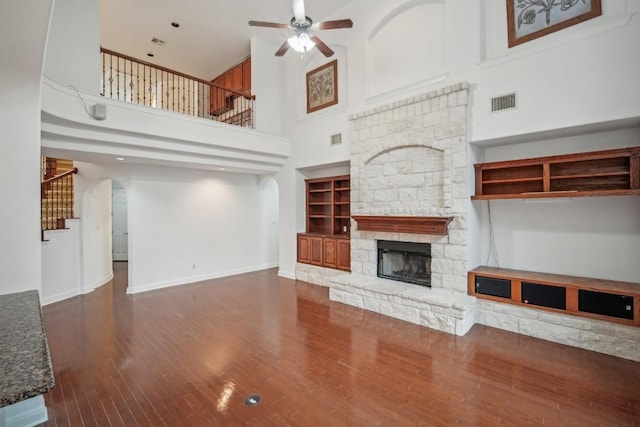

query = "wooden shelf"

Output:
[[351, 215, 453, 235], [472, 146, 640, 200], [300, 175, 351, 270], [469, 266, 640, 327], [483, 177, 543, 184]]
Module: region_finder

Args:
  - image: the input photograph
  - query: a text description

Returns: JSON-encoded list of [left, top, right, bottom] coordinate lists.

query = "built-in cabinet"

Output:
[[472, 146, 640, 199], [469, 266, 640, 327], [470, 146, 640, 326], [297, 175, 351, 271], [210, 57, 251, 115], [297, 234, 350, 271]]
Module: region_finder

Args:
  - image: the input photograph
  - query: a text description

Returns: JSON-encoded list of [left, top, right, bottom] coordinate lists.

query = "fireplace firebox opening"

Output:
[[377, 240, 431, 287]]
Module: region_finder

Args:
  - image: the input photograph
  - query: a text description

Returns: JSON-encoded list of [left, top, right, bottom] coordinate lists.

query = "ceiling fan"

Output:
[[248, 0, 353, 57]]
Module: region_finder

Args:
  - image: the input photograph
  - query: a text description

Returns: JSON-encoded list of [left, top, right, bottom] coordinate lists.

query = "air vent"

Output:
[[491, 93, 517, 112], [330, 133, 342, 145], [151, 37, 166, 46]]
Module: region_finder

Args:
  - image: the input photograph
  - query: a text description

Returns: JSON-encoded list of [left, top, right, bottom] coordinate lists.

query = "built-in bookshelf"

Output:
[[298, 175, 350, 271], [472, 146, 640, 200]]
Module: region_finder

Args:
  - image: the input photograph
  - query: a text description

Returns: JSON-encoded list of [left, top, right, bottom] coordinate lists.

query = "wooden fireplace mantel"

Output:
[[351, 215, 454, 235]]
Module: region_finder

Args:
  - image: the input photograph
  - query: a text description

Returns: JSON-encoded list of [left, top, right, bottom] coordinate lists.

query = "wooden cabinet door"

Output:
[[223, 71, 234, 90], [337, 239, 350, 271], [310, 236, 323, 265], [230, 65, 243, 92], [297, 235, 310, 263], [242, 58, 251, 94], [210, 76, 225, 114], [323, 238, 337, 269]]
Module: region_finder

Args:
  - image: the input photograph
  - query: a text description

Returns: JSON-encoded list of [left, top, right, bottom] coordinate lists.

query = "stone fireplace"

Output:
[[296, 82, 640, 361], [329, 82, 476, 335]]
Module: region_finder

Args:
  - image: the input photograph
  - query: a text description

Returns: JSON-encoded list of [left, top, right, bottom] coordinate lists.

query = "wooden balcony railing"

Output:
[[100, 48, 255, 128], [41, 167, 78, 232]]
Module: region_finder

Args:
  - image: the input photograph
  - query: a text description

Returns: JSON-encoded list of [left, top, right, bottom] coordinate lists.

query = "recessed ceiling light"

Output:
[[147, 52, 154, 57], [115, 157, 125, 161], [171, 22, 180, 28], [219, 167, 226, 171]]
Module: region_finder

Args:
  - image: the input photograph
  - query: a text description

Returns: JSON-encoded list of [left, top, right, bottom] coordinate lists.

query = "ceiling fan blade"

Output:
[[310, 36, 334, 57], [292, 0, 306, 22], [316, 19, 353, 30], [248, 20, 290, 29], [275, 40, 291, 57]]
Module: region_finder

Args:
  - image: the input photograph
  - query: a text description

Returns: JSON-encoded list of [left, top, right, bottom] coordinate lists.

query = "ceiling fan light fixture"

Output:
[[288, 33, 315, 53]]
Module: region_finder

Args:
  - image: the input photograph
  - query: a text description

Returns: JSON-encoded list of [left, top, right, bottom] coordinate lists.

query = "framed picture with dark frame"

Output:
[[507, 0, 602, 48], [306, 60, 338, 114]]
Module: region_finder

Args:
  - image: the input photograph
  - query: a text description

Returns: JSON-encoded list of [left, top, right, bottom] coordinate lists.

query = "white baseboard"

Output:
[[42, 271, 114, 306], [277, 269, 296, 280], [41, 288, 78, 305], [127, 264, 279, 294], [83, 272, 114, 294]]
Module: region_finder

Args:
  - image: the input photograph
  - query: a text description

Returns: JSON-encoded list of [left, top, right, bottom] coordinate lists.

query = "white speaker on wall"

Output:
[[93, 103, 107, 120]]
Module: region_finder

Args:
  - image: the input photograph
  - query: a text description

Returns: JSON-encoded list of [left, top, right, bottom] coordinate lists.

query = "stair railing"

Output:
[[41, 168, 78, 233], [100, 48, 255, 128]]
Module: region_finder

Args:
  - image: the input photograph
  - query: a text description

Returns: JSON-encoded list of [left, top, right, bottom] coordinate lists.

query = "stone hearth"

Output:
[[330, 274, 475, 335]]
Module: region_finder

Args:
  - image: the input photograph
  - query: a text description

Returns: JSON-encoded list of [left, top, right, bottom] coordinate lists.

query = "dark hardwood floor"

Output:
[[40, 262, 640, 426]]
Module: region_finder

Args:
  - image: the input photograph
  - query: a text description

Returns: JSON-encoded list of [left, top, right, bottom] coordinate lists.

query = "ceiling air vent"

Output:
[[150, 37, 166, 46], [491, 92, 517, 112]]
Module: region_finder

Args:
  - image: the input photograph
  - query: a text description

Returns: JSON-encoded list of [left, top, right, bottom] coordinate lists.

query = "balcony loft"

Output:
[[41, 50, 290, 174]]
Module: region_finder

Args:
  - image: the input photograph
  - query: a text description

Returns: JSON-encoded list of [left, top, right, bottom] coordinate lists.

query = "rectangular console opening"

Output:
[[522, 282, 566, 310]]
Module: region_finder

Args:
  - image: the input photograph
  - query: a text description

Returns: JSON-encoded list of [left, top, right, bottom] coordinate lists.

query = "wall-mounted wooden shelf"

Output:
[[351, 215, 453, 235], [468, 266, 640, 327], [472, 146, 640, 200], [305, 175, 350, 236], [298, 175, 351, 271]]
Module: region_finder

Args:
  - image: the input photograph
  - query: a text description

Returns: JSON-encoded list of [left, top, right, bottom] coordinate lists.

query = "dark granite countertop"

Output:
[[0, 290, 55, 408]]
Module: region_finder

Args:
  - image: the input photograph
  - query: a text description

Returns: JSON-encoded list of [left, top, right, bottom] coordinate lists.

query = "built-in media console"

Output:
[[469, 266, 640, 327]]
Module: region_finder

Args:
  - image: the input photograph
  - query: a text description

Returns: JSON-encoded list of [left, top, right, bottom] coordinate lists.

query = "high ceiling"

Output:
[[100, 0, 353, 81]]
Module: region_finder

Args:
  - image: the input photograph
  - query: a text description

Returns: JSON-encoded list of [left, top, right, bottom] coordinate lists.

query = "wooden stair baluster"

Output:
[[40, 157, 78, 236]]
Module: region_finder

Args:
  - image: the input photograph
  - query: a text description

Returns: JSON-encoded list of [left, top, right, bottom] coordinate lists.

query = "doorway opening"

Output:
[[112, 181, 128, 262]]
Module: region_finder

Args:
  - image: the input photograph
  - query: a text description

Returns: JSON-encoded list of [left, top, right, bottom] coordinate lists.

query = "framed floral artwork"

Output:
[[507, 0, 602, 48], [306, 60, 338, 113]]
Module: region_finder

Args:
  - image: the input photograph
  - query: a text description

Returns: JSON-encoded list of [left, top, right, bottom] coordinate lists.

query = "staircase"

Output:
[[41, 158, 77, 234]]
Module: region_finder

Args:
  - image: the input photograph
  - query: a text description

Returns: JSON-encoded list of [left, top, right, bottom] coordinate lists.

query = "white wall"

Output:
[[473, 0, 640, 142], [278, 0, 640, 150], [0, 0, 53, 296], [275, 160, 298, 279], [41, 164, 116, 304], [251, 37, 285, 136], [258, 177, 280, 269], [42, 162, 281, 299], [44, 0, 100, 93], [81, 178, 114, 292], [127, 166, 278, 293], [475, 128, 640, 282], [41, 219, 82, 304]]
